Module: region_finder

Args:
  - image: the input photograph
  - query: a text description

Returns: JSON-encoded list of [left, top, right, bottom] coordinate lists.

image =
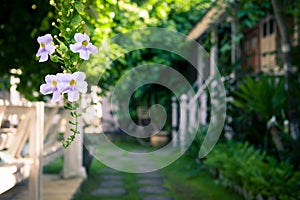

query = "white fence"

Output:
[[0, 102, 86, 199], [172, 73, 226, 155]]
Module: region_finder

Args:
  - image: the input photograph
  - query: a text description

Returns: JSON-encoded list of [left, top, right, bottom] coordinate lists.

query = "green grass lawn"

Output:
[[161, 155, 242, 200], [72, 136, 242, 200], [71, 155, 242, 200], [43, 156, 63, 174], [43, 137, 242, 200]]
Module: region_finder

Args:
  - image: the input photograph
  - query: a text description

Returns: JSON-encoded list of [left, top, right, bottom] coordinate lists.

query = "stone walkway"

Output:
[[90, 167, 173, 200], [0, 174, 83, 200]]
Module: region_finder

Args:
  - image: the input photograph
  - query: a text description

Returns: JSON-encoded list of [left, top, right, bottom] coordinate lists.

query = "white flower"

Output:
[[40, 74, 61, 102], [59, 72, 88, 102], [70, 33, 98, 60], [36, 34, 56, 62]]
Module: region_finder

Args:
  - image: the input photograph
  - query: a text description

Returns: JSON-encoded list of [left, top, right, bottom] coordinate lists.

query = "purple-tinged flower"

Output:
[[60, 72, 88, 102], [70, 33, 98, 60], [40, 75, 61, 102], [36, 34, 56, 62]]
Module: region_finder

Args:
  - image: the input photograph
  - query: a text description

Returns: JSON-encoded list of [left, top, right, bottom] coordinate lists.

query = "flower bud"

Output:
[[49, 0, 55, 6]]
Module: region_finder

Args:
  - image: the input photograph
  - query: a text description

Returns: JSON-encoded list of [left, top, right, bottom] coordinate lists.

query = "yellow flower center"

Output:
[[70, 79, 76, 86], [52, 80, 57, 87], [82, 40, 89, 47], [40, 42, 46, 48]]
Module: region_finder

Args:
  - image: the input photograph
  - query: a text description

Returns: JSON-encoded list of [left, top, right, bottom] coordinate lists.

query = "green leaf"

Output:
[[68, 120, 78, 125], [60, 42, 68, 53], [50, 55, 59, 63], [70, 128, 76, 133], [75, 2, 84, 13], [64, 102, 73, 110], [71, 15, 82, 27]]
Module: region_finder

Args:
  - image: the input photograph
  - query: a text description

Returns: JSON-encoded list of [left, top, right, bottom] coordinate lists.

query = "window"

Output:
[[263, 22, 267, 37], [269, 19, 274, 34], [260, 16, 277, 72], [262, 18, 275, 38]]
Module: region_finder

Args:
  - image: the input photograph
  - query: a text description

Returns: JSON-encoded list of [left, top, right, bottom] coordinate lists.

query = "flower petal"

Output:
[[45, 75, 55, 84], [73, 71, 86, 82], [37, 34, 53, 44], [74, 33, 85, 43], [70, 43, 82, 53], [40, 84, 53, 94], [58, 83, 70, 93], [43, 34, 53, 44], [79, 49, 90, 60], [76, 81, 88, 93], [39, 52, 49, 62], [46, 44, 56, 55], [36, 48, 44, 57], [87, 44, 98, 55], [68, 90, 79, 102], [58, 73, 72, 83], [82, 33, 90, 42], [51, 91, 61, 103]]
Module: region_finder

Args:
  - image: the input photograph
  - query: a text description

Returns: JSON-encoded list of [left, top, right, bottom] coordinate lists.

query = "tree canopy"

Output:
[[0, 0, 211, 100]]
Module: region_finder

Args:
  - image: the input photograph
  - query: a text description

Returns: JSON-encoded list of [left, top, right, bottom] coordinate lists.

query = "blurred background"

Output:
[[0, 0, 300, 200]]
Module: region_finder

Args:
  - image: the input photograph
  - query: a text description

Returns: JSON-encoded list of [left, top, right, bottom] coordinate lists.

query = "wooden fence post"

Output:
[[63, 110, 86, 178], [210, 27, 218, 76], [179, 94, 188, 153], [171, 96, 178, 147], [29, 102, 44, 200]]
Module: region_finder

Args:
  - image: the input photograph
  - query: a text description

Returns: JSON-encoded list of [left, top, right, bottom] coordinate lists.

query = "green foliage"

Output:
[[203, 141, 300, 200], [83, 0, 212, 94], [0, 0, 59, 99], [228, 75, 288, 153], [185, 126, 208, 160], [232, 75, 286, 121], [0, 0, 55, 76], [234, 0, 270, 29], [1, 0, 212, 99], [62, 101, 82, 148], [48, 0, 94, 73]]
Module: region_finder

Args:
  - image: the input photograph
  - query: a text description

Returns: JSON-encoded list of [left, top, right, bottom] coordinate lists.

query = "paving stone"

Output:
[[141, 196, 174, 200], [137, 179, 164, 185], [91, 187, 127, 196], [138, 186, 168, 194], [100, 174, 124, 180], [137, 173, 164, 179], [100, 180, 124, 187]]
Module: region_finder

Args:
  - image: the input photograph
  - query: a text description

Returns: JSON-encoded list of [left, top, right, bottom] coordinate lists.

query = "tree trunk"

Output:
[[271, 0, 299, 138], [270, 124, 284, 151]]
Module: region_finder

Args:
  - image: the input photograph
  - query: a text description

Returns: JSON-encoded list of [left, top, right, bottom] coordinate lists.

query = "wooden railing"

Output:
[[0, 103, 67, 199]]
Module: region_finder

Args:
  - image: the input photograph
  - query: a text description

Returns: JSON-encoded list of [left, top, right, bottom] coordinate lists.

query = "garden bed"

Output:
[[203, 141, 300, 200]]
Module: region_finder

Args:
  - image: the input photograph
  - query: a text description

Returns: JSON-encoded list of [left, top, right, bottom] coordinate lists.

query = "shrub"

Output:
[[203, 141, 300, 200]]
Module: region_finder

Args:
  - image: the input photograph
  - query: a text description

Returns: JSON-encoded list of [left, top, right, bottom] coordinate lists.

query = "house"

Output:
[[187, 0, 298, 76], [173, 0, 299, 153]]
